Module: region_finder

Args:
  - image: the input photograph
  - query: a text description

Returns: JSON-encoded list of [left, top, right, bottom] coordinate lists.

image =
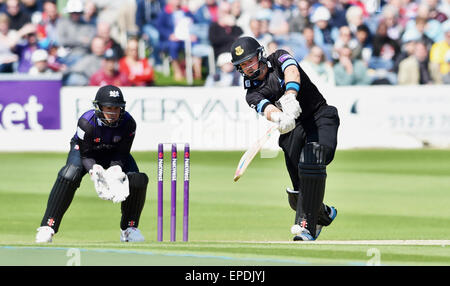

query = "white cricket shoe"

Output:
[[120, 227, 145, 242], [35, 226, 55, 243]]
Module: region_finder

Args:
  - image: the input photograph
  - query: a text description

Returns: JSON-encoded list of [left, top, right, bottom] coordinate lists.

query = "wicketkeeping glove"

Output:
[[104, 165, 129, 203], [277, 92, 301, 119], [89, 164, 113, 200]]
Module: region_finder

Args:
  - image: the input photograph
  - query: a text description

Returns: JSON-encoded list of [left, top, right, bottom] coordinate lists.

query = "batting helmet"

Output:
[[230, 37, 265, 79]]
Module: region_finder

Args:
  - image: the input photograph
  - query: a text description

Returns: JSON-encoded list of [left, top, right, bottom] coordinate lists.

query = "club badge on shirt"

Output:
[[244, 79, 262, 89]]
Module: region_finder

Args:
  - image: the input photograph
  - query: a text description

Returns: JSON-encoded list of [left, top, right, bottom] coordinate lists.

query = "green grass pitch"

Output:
[[0, 149, 449, 266]]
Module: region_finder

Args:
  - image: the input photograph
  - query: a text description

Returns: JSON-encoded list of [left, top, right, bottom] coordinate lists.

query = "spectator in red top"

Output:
[[119, 37, 155, 86], [340, 0, 369, 17], [89, 48, 131, 86], [36, 0, 59, 46]]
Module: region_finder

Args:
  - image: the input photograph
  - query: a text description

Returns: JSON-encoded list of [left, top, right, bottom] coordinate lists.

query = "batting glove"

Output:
[[270, 112, 296, 134], [277, 92, 301, 119]]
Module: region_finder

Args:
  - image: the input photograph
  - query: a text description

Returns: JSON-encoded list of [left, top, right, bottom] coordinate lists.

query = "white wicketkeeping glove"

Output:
[[270, 112, 296, 134], [104, 165, 129, 203], [277, 92, 301, 119], [89, 164, 113, 201]]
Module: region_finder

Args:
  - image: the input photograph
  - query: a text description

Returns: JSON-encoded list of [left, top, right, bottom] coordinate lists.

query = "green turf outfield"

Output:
[[0, 149, 449, 266]]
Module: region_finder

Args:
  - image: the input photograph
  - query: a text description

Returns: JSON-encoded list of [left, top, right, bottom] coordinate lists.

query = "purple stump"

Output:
[[183, 143, 190, 242], [157, 144, 164, 241], [170, 144, 177, 242]]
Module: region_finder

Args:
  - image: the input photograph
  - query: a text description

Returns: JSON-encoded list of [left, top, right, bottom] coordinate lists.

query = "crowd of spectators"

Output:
[[0, 0, 449, 87]]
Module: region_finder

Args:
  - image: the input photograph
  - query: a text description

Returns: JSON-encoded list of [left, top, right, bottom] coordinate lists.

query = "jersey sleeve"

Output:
[[76, 117, 97, 171], [246, 90, 272, 114], [77, 117, 95, 159], [271, 49, 299, 74]]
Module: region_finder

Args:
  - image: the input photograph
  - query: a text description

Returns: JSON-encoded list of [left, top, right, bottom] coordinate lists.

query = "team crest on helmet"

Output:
[[109, 90, 120, 97], [235, 46, 244, 56]]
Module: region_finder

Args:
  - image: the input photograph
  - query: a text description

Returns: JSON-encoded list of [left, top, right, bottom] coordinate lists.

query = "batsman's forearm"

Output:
[[284, 65, 300, 84]]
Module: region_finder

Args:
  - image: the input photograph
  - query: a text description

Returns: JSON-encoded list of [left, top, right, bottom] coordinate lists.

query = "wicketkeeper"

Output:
[[231, 37, 339, 241], [36, 85, 148, 243]]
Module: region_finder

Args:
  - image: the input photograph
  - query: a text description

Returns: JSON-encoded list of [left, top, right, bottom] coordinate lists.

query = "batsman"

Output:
[[231, 37, 339, 241], [36, 85, 149, 243]]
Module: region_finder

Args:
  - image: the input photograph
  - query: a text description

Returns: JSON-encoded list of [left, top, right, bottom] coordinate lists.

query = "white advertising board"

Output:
[[1, 85, 449, 151], [60, 86, 276, 152]]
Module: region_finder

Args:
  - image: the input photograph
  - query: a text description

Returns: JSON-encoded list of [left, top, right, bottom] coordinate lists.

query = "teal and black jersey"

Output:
[[244, 49, 326, 121], [233, 38, 339, 240]]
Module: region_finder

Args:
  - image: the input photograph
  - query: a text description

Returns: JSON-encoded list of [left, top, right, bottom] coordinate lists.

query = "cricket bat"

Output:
[[233, 125, 279, 182]]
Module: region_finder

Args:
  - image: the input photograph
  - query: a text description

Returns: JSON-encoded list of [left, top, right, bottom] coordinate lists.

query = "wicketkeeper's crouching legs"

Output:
[[40, 164, 85, 233], [120, 172, 149, 230]]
